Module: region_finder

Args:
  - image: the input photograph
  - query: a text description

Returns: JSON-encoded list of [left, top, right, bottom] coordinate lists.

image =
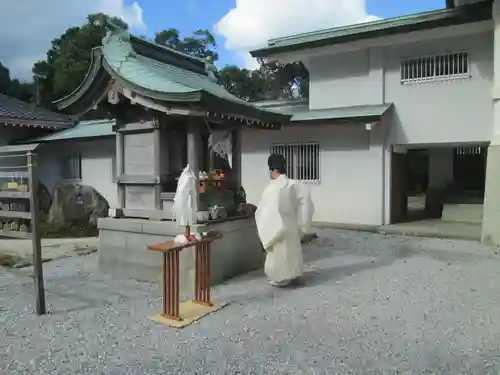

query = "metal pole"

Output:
[[35, 76, 40, 106], [27, 151, 46, 315]]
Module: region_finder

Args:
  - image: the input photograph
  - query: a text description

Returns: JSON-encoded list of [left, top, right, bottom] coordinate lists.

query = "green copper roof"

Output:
[[25, 119, 115, 143], [290, 103, 392, 122], [54, 24, 290, 127], [251, 1, 492, 57], [24, 101, 392, 145], [254, 99, 309, 114], [102, 33, 224, 100], [256, 100, 392, 123]]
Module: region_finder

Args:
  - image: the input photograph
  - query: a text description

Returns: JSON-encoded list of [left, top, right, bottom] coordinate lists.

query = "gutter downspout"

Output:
[[381, 52, 389, 225]]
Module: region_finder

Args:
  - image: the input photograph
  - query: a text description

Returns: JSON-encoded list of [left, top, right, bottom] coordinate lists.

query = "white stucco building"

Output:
[[242, 0, 500, 245], [27, 119, 117, 208], [19, 0, 500, 246]]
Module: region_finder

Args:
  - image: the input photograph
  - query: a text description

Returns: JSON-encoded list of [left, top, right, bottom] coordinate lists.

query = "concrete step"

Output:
[[442, 204, 483, 224]]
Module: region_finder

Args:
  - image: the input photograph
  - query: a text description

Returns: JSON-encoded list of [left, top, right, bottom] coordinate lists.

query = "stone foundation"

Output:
[[98, 215, 265, 295], [482, 144, 500, 246]]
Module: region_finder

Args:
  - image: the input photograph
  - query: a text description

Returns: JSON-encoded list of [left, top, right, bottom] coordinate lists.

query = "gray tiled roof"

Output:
[[0, 94, 73, 129]]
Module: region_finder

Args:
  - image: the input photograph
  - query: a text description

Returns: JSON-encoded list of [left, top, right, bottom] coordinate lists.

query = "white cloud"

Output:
[[214, 0, 378, 69], [0, 0, 145, 81]]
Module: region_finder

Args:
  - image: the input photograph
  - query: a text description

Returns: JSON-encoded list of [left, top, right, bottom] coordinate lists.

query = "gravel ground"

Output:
[[2, 229, 500, 374]]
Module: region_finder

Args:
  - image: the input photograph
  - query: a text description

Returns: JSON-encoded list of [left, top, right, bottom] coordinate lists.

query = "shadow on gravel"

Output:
[[223, 243, 420, 306], [303, 244, 336, 263], [302, 243, 419, 288]]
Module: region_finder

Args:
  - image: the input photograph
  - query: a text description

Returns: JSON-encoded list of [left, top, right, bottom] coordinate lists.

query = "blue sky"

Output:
[[0, 0, 449, 81], [137, 0, 445, 68]]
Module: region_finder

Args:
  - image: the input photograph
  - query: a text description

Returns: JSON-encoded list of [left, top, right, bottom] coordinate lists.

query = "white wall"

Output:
[[307, 49, 384, 109], [385, 32, 493, 145], [38, 138, 117, 208], [80, 139, 117, 208], [304, 28, 494, 145], [241, 123, 388, 225]]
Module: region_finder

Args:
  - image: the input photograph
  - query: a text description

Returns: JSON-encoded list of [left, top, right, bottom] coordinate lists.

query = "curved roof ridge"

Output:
[[53, 48, 103, 105], [100, 18, 210, 76]]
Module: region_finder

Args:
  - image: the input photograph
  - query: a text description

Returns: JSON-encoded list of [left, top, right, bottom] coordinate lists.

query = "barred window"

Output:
[[61, 153, 82, 180], [455, 146, 483, 156], [270, 143, 320, 182], [401, 52, 469, 83]]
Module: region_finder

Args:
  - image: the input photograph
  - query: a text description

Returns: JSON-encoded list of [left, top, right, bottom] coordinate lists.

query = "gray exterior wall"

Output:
[[37, 138, 117, 207], [306, 29, 493, 146]]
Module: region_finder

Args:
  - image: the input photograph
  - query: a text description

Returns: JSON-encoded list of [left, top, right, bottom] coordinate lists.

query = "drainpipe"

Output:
[[380, 51, 388, 225]]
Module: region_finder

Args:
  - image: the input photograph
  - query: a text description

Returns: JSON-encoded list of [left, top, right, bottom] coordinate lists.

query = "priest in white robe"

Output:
[[255, 154, 304, 287], [290, 179, 315, 238]]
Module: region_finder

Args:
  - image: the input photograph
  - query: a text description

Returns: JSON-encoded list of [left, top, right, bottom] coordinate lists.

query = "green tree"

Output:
[[32, 13, 308, 108], [154, 28, 219, 62], [218, 65, 265, 101], [259, 60, 309, 99], [33, 13, 128, 107], [0, 63, 11, 94], [0, 62, 36, 102], [218, 61, 309, 102]]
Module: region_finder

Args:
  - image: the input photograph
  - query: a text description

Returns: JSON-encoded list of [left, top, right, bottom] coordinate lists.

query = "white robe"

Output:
[[255, 174, 304, 284], [290, 179, 315, 236]]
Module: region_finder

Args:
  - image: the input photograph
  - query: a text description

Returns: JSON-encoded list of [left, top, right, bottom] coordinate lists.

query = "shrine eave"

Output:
[[53, 49, 113, 116], [0, 93, 73, 129], [54, 30, 291, 128]]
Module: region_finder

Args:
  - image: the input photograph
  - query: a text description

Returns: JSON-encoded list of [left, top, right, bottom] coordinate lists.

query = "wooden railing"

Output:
[[147, 236, 226, 327]]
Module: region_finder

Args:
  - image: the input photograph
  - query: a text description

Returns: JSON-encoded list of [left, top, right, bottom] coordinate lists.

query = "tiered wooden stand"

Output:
[[147, 235, 227, 328]]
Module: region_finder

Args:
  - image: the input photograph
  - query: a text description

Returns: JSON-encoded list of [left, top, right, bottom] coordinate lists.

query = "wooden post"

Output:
[[231, 128, 242, 189], [187, 120, 201, 214], [187, 120, 201, 176], [152, 118, 161, 210], [194, 241, 213, 306], [116, 131, 125, 208], [27, 151, 46, 315], [161, 250, 181, 320]]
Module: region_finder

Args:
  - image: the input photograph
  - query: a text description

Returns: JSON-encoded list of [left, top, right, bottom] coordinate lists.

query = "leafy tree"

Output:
[[259, 60, 309, 100], [218, 61, 309, 102], [154, 28, 218, 62], [33, 13, 128, 107], [218, 65, 266, 101], [0, 62, 35, 102], [31, 13, 308, 109], [0, 63, 11, 94]]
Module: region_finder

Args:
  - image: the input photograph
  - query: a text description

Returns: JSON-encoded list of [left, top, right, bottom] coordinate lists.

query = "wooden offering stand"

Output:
[[147, 225, 227, 328]]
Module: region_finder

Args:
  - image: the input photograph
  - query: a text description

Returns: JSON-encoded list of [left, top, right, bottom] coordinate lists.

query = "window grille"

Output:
[[270, 143, 320, 182], [455, 146, 483, 156], [401, 52, 469, 84], [61, 154, 82, 180]]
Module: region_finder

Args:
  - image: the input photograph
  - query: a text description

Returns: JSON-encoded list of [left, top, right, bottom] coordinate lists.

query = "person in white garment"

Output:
[[255, 154, 304, 287], [290, 179, 315, 239]]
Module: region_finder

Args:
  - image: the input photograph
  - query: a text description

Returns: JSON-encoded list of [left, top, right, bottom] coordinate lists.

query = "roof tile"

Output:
[[0, 94, 72, 128]]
